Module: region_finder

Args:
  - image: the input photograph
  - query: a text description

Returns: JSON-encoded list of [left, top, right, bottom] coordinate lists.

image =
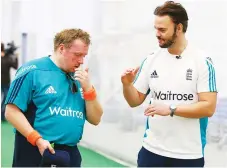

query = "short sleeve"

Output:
[[197, 57, 217, 93], [5, 72, 33, 112], [133, 57, 150, 95]]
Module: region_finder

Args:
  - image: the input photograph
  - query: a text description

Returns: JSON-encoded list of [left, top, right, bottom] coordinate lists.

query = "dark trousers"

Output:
[[1, 85, 9, 121], [137, 147, 204, 167], [12, 132, 82, 167]]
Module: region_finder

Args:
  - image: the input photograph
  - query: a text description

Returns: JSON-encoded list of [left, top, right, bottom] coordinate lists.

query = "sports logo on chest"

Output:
[[150, 70, 159, 78], [45, 85, 57, 94], [186, 68, 193, 81]]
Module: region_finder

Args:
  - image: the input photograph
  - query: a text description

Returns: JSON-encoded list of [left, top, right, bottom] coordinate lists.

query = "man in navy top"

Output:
[[5, 28, 103, 167]]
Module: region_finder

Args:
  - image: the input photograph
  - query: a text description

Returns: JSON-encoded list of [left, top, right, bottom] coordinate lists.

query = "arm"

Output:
[[85, 97, 103, 125], [5, 73, 34, 135], [174, 57, 217, 118], [5, 71, 54, 154], [74, 68, 103, 126], [122, 57, 150, 107], [123, 83, 147, 107], [174, 92, 217, 118], [5, 104, 34, 137], [5, 104, 55, 154]]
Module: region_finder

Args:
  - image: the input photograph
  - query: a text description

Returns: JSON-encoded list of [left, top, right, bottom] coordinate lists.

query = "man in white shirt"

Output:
[[121, 1, 217, 167]]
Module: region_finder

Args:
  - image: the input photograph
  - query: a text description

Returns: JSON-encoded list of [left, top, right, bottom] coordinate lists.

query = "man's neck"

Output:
[[50, 53, 66, 72], [168, 36, 187, 56]]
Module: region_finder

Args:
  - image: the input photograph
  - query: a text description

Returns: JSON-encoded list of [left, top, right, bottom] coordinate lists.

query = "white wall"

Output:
[[2, 0, 102, 60]]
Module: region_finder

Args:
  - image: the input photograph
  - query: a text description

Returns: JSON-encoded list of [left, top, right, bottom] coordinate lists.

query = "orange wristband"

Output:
[[83, 86, 97, 101], [27, 130, 42, 146]]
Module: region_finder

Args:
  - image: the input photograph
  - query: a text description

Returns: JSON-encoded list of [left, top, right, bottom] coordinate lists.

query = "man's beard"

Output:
[[158, 26, 177, 48]]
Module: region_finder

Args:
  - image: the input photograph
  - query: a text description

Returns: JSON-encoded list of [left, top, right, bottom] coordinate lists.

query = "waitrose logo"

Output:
[[154, 91, 194, 101], [49, 107, 84, 119]]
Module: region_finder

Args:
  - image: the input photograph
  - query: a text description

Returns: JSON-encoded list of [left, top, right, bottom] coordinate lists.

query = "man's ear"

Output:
[[177, 23, 183, 33], [58, 44, 64, 54]]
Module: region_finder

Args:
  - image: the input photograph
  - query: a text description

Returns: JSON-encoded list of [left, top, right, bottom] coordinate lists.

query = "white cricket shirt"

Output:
[[134, 44, 217, 159]]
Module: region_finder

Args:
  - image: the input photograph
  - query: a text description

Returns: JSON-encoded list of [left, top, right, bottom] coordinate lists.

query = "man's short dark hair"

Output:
[[154, 1, 189, 32]]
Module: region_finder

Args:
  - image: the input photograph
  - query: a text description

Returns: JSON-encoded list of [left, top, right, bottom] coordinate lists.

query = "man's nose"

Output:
[[156, 30, 161, 37], [78, 57, 84, 64]]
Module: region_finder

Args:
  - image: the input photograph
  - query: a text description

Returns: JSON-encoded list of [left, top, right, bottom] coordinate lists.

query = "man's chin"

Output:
[[159, 42, 173, 48], [68, 68, 76, 73], [159, 44, 168, 48]]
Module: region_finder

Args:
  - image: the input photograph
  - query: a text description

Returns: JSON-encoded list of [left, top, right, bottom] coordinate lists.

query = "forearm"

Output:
[[5, 104, 34, 137], [123, 84, 143, 107], [85, 99, 103, 125], [175, 101, 216, 118]]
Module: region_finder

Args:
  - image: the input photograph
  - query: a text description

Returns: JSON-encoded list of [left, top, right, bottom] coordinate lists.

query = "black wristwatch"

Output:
[[170, 104, 177, 117]]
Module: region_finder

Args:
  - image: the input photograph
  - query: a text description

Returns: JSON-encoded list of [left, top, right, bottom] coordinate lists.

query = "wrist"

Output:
[[35, 137, 43, 146], [169, 104, 177, 117], [123, 83, 133, 88], [83, 86, 97, 101], [27, 130, 42, 146], [83, 85, 93, 92]]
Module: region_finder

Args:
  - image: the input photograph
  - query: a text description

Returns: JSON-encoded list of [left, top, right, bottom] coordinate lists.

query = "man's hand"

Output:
[[121, 67, 139, 86], [36, 138, 55, 156], [144, 103, 171, 117], [74, 68, 92, 92]]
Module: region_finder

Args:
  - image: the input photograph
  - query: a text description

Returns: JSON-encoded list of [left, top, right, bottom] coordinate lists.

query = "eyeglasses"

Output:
[[66, 73, 78, 93]]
